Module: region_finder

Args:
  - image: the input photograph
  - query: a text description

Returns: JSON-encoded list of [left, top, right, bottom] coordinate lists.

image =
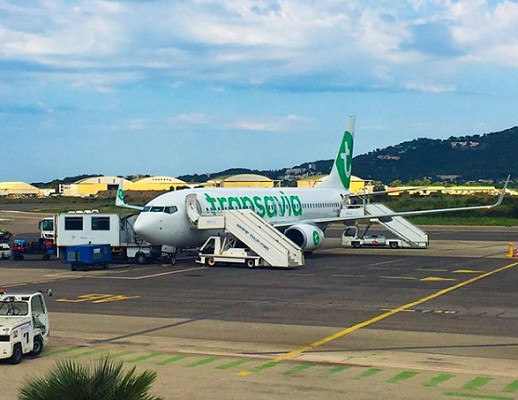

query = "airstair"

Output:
[[364, 203, 429, 248], [195, 209, 304, 268]]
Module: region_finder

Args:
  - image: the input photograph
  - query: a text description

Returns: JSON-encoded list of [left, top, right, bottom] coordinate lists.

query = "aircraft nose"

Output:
[[134, 213, 162, 245]]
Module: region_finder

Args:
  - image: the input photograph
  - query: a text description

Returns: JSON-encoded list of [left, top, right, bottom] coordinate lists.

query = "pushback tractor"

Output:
[[0, 289, 52, 364]]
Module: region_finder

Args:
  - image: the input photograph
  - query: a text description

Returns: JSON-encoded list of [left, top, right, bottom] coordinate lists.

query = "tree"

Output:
[[18, 357, 163, 400]]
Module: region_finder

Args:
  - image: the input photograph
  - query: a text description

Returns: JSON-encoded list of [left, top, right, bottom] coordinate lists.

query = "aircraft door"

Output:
[[185, 193, 203, 224]]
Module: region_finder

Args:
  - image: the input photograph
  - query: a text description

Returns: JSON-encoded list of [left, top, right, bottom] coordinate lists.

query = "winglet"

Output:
[[490, 174, 510, 208], [115, 178, 144, 210]]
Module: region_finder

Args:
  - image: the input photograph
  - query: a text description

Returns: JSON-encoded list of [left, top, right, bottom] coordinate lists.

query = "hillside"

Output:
[[32, 126, 518, 187], [352, 126, 518, 183]]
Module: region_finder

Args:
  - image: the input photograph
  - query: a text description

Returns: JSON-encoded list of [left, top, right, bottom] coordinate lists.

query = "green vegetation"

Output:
[[18, 357, 162, 400]]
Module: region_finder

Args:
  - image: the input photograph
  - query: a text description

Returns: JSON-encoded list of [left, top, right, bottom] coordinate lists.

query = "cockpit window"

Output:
[[142, 206, 178, 214]]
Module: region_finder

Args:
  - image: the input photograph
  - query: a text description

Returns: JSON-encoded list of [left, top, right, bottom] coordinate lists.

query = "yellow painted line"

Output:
[[380, 276, 416, 280], [239, 261, 518, 376], [421, 277, 457, 282], [453, 269, 485, 274]]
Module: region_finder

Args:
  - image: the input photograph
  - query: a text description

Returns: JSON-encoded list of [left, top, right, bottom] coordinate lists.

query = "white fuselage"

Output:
[[133, 187, 348, 248]]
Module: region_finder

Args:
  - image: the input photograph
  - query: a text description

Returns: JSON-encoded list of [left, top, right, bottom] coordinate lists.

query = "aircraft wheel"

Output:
[[206, 257, 216, 267]]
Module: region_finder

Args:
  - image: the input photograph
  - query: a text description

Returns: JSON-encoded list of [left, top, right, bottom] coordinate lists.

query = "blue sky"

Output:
[[1, 0, 518, 183]]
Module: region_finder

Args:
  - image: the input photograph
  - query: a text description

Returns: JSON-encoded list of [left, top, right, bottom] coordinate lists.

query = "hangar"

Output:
[[297, 175, 374, 193], [206, 174, 279, 188], [0, 182, 39, 197], [59, 176, 190, 197]]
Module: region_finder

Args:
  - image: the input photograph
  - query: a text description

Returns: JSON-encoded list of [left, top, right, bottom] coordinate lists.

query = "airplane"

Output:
[[116, 116, 508, 259]]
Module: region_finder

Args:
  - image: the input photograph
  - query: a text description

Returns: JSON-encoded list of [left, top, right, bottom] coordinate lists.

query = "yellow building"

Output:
[[206, 174, 278, 188], [130, 176, 188, 191], [60, 176, 132, 197], [0, 182, 40, 197], [297, 175, 373, 193], [60, 176, 190, 197]]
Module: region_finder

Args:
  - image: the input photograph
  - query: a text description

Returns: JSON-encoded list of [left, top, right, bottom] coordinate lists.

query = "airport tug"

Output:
[[0, 289, 52, 364]]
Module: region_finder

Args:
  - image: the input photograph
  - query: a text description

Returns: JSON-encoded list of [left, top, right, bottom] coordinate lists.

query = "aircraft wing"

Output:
[[115, 179, 145, 211], [273, 177, 509, 228]]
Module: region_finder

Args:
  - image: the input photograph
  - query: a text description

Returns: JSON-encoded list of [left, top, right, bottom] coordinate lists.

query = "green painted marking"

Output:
[[251, 361, 279, 372], [444, 392, 513, 400], [463, 377, 493, 391], [45, 346, 82, 356], [328, 365, 350, 374], [216, 359, 249, 370], [424, 373, 455, 387], [187, 356, 220, 367], [156, 355, 187, 366], [386, 371, 419, 384], [502, 380, 518, 394], [69, 349, 105, 359], [283, 364, 314, 376], [109, 350, 136, 358], [355, 368, 383, 379], [126, 352, 162, 363]]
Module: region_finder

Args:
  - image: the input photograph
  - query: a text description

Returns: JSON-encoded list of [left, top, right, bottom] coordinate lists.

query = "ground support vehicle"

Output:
[[342, 232, 402, 249], [341, 226, 403, 249], [197, 235, 264, 269], [0, 290, 51, 364], [0, 243, 11, 259], [12, 239, 55, 261], [45, 212, 156, 264], [0, 229, 12, 243], [65, 244, 111, 271]]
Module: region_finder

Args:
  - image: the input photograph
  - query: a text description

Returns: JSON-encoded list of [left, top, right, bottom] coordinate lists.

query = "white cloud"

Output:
[[229, 114, 307, 132], [447, 0, 518, 66], [404, 81, 455, 93], [169, 113, 211, 125], [1, 0, 518, 94]]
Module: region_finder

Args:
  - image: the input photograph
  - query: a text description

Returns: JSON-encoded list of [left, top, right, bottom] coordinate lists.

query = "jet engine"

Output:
[[284, 224, 325, 251]]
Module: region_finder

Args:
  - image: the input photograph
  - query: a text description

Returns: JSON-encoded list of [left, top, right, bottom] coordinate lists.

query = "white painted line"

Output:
[[91, 266, 208, 280], [369, 258, 407, 267]]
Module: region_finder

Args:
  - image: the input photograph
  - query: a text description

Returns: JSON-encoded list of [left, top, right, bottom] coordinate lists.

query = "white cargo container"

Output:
[[52, 211, 157, 264]]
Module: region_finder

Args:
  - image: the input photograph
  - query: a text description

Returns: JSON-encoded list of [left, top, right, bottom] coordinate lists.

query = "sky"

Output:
[[1, 0, 518, 183]]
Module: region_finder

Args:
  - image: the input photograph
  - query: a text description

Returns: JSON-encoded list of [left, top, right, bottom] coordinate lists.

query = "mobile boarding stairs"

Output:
[[341, 202, 429, 248], [185, 194, 304, 268]]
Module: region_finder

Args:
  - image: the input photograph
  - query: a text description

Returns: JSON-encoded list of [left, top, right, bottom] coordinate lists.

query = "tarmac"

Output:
[[0, 212, 518, 399]]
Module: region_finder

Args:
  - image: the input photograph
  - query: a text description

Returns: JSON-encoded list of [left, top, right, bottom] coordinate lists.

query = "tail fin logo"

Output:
[[117, 188, 125, 203], [336, 131, 354, 189]]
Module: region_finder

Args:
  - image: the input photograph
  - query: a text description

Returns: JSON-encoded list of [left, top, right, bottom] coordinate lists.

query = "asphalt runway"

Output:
[[1, 211, 518, 399]]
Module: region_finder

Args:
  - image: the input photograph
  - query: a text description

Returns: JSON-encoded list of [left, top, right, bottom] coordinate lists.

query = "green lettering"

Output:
[[228, 197, 241, 209], [264, 196, 276, 218], [217, 197, 227, 209], [290, 195, 302, 216], [204, 193, 217, 211], [275, 193, 286, 216], [253, 196, 265, 217], [240, 196, 255, 210]]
